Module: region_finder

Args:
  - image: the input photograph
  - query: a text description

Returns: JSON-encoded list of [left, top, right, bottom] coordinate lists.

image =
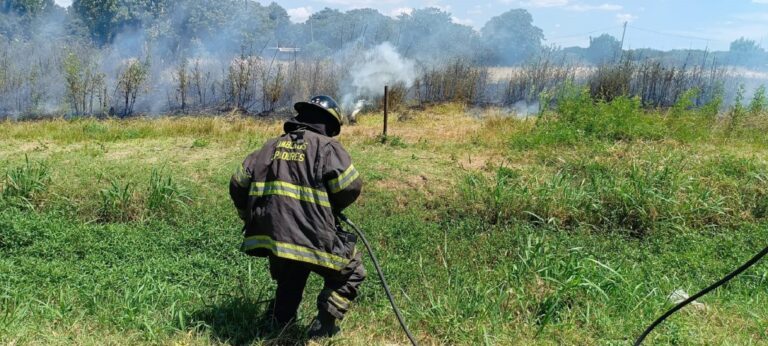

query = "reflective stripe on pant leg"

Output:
[[317, 251, 366, 320]]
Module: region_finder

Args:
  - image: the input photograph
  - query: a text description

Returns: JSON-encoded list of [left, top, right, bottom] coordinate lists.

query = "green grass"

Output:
[[1, 98, 768, 345]]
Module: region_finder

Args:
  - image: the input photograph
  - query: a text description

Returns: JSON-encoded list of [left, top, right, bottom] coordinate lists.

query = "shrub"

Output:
[[511, 86, 665, 149]]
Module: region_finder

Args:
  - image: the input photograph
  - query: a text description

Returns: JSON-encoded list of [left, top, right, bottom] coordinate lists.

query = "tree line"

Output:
[[0, 0, 765, 118]]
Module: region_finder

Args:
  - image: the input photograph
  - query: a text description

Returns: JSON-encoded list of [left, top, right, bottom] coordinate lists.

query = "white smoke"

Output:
[[340, 42, 416, 122], [350, 100, 366, 121], [510, 101, 540, 117]]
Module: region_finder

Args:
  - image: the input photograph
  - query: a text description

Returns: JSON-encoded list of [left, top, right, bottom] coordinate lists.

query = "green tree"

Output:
[[481, 9, 543, 65], [343, 8, 395, 47], [304, 8, 346, 50], [1, 0, 54, 16], [397, 8, 481, 61], [586, 34, 621, 65], [71, 0, 118, 44], [72, 0, 171, 45], [729, 37, 766, 68], [116, 58, 149, 117]]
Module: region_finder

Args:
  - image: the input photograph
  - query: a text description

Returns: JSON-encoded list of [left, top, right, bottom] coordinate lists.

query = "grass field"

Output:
[[2, 95, 768, 345]]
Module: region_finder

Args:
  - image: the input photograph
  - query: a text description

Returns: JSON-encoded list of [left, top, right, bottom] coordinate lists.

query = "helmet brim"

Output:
[[294, 101, 343, 126]]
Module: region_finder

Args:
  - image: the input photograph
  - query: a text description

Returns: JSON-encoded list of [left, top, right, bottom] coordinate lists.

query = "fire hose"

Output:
[[338, 213, 419, 346], [338, 215, 766, 346], [634, 244, 768, 345]]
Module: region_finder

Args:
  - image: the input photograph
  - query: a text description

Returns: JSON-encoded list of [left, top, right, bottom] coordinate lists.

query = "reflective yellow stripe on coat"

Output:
[[327, 164, 360, 193], [241, 235, 348, 271], [250, 180, 331, 207]]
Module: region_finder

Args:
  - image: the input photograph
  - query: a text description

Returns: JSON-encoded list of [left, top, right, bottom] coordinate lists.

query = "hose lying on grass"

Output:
[[338, 213, 419, 346], [634, 244, 768, 345]]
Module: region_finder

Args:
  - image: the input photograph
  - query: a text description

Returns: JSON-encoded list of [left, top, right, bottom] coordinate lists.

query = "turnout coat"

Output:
[[230, 128, 362, 272]]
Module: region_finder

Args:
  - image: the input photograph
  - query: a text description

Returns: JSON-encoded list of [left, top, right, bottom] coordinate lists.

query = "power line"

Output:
[[628, 25, 722, 43], [543, 24, 728, 50], [545, 25, 624, 41]]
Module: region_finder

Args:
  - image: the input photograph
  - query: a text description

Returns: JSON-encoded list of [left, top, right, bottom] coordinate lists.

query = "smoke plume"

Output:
[[339, 43, 417, 122]]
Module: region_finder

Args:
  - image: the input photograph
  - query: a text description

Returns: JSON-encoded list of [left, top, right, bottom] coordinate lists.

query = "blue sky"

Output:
[[53, 0, 768, 51]]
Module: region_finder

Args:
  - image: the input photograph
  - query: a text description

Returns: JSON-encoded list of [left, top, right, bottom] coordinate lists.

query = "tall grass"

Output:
[[462, 154, 768, 235], [502, 59, 576, 105], [588, 57, 726, 108], [95, 169, 192, 223], [147, 168, 191, 215], [3, 106, 768, 345], [1, 155, 50, 210], [414, 59, 490, 105], [98, 178, 137, 222]]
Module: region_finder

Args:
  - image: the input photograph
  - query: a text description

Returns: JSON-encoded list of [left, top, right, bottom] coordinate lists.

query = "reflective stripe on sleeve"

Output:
[[241, 235, 347, 271], [250, 180, 331, 207], [327, 164, 360, 193]]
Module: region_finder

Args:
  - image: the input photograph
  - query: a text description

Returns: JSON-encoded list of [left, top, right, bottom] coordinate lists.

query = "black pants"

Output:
[[268, 251, 366, 322]]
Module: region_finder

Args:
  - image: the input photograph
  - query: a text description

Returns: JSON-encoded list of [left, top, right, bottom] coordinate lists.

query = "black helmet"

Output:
[[294, 95, 344, 128]]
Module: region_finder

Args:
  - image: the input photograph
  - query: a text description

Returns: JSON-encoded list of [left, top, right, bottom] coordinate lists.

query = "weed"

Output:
[[384, 135, 407, 148], [191, 138, 209, 148], [1, 155, 50, 210], [511, 87, 664, 149], [670, 88, 700, 118], [98, 178, 138, 222], [82, 121, 109, 138], [729, 84, 747, 132], [749, 85, 766, 116], [147, 168, 191, 214]]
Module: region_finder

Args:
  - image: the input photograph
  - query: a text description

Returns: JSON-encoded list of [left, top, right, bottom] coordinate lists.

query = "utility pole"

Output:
[[620, 21, 628, 51], [615, 21, 628, 62], [310, 21, 315, 43]]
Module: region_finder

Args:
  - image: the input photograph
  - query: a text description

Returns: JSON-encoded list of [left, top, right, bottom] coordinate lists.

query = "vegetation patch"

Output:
[[1, 156, 50, 210], [2, 102, 768, 345]]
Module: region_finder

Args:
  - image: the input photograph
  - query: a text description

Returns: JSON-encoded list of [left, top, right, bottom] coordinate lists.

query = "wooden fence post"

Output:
[[383, 85, 389, 137]]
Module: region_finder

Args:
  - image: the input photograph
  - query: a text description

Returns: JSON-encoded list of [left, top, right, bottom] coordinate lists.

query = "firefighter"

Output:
[[229, 95, 365, 339]]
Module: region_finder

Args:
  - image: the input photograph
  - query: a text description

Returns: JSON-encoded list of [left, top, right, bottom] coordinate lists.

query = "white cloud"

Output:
[[389, 7, 414, 17], [753, 0, 768, 4], [734, 12, 768, 21], [423, 0, 452, 12], [54, 0, 72, 7], [513, 0, 570, 7], [451, 16, 474, 26], [503, 0, 621, 12], [468, 5, 484, 16], [616, 13, 638, 23], [568, 3, 622, 12], [316, 0, 404, 6], [287, 7, 313, 23]]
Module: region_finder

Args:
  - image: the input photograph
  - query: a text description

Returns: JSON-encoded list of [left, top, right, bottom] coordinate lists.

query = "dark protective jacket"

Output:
[[229, 127, 362, 272]]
